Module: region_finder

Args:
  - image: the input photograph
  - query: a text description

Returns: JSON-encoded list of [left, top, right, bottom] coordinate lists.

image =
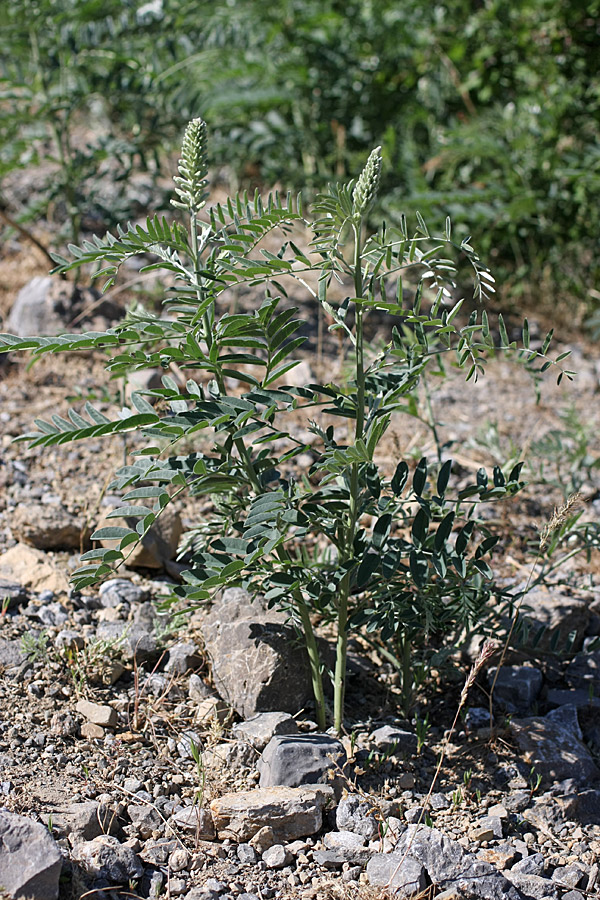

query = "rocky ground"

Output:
[[0, 239, 600, 900]]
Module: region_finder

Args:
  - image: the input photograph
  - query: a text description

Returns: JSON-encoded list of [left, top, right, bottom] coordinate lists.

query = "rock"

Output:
[[258, 734, 346, 793], [49, 801, 120, 842], [56, 629, 85, 651], [249, 826, 276, 853], [165, 641, 203, 674], [336, 793, 380, 840], [0, 637, 25, 670], [169, 807, 215, 839], [313, 849, 346, 869], [96, 621, 159, 665], [477, 845, 518, 869], [367, 854, 428, 898], [371, 825, 522, 899], [505, 872, 559, 899], [552, 864, 586, 888], [488, 665, 542, 713], [558, 788, 600, 825], [195, 698, 231, 726], [323, 830, 371, 864], [203, 741, 256, 771], [76, 698, 118, 728], [11, 501, 88, 550], [233, 712, 299, 750], [36, 601, 68, 626], [262, 844, 292, 869], [201, 587, 319, 718], [546, 688, 600, 708], [99, 579, 149, 607], [511, 705, 599, 786], [177, 730, 202, 759], [0, 808, 62, 899], [370, 725, 418, 756], [81, 722, 105, 739], [0, 543, 69, 594], [237, 843, 258, 864], [520, 585, 590, 652], [95, 502, 182, 569], [127, 804, 162, 839], [566, 650, 600, 691], [71, 834, 144, 882], [404, 807, 425, 824], [0, 578, 29, 609], [6, 276, 61, 336], [470, 816, 503, 841], [189, 673, 214, 702], [210, 785, 335, 841], [512, 854, 545, 876], [465, 707, 491, 729]]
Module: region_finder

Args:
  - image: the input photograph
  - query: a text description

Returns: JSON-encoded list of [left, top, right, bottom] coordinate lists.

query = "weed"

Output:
[[1, 120, 570, 732], [20, 630, 49, 661], [415, 714, 430, 755]]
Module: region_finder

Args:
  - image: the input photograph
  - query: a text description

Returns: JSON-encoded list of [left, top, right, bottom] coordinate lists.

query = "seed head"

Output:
[[352, 146, 382, 218], [172, 118, 209, 214]]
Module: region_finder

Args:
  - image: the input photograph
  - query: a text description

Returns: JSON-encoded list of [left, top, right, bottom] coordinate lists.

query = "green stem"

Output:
[[333, 220, 366, 734]]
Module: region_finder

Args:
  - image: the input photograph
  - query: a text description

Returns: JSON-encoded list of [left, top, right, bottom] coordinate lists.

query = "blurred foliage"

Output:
[[0, 0, 598, 316]]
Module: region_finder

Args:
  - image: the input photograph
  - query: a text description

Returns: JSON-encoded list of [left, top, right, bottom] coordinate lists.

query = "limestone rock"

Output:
[[202, 588, 317, 718], [49, 801, 121, 842], [169, 807, 215, 839], [76, 699, 118, 728], [258, 734, 346, 792], [98, 579, 149, 607], [0, 543, 69, 594], [0, 808, 62, 900], [95, 503, 182, 569], [71, 834, 144, 883], [233, 712, 299, 750], [11, 501, 89, 550], [367, 854, 427, 898], [336, 792, 380, 839], [488, 665, 542, 713], [165, 641, 203, 674], [370, 724, 418, 756], [210, 785, 335, 841], [511, 705, 599, 786]]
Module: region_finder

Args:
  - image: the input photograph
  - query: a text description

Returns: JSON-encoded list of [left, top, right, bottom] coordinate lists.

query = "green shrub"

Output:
[[0, 120, 571, 731]]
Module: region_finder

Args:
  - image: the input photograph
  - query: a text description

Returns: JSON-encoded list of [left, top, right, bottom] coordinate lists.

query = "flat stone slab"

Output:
[[210, 785, 334, 841]]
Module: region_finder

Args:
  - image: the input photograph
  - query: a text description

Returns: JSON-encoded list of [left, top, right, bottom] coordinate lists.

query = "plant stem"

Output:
[[333, 220, 366, 734]]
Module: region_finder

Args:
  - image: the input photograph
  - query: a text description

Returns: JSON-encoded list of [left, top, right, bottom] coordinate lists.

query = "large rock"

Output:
[[70, 834, 144, 883], [367, 825, 521, 900], [258, 734, 346, 792], [511, 704, 599, 786], [202, 588, 317, 718], [0, 543, 69, 594], [336, 792, 380, 839], [519, 585, 590, 652], [95, 502, 182, 569], [6, 277, 118, 336], [233, 712, 299, 751], [566, 650, 600, 692], [488, 665, 542, 713], [0, 808, 62, 899], [11, 501, 89, 550], [48, 801, 121, 842], [210, 785, 335, 841]]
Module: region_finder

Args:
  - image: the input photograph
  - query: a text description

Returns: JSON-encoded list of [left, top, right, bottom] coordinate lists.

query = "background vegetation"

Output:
[[1, 0, 598, 321]]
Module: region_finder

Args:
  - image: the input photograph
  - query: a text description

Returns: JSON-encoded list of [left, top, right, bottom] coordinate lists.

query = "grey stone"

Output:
[[313, 849, 346, 869], [382, 825, 522, 899], [71, 834, 144, 882], [367, 854, 428, 898], [546, 688, 600, 709], [404, 806, 425, 824], [323, 830, 371, 864], [127, 804, 162, 839], [49, 801, 120, 842], [488, 665, 542, 713], [370, 725, 418, 755], [520, 585, 590, 653], [189, 673, 214, 702], [561, 893, 584, 900], [262, 844, 292, 868], [99, 579, 149, 607], [465, 707, 491, 729], [472, 815, 503, 840], [96, 621, 159, 665], [505, 872, 559, 899], [169, 806, 215, 839], [237, 843, 258, 864], [6, 276, 61, 336], [512, 854, 545, 876], [233, 712, 299, 750], [511, 705, 599, 786], [552, 864, 586, 888], [336, 793, 380, 839], [429, 792, 450, 810], [56, 630, 85, 651], [210, 785, 334, 841], [202, 588, 318, 718], [0, 638, 25, 669], [558, 788, 600, 825], [0, 579, 28, 609], [36, 601, 69, 626], [258, 734, 346, 793], [0, 808, 62, 899], [177, 730, 202, 759], [165, 641, 202, 674], [566, 650, 600, 691]]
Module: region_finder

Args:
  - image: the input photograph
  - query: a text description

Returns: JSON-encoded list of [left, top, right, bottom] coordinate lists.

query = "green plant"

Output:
[[189, 737, 206, 810], [415, 713, 430, 755], [0, 120, 570, 733], [20, 630, 49, 661]]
